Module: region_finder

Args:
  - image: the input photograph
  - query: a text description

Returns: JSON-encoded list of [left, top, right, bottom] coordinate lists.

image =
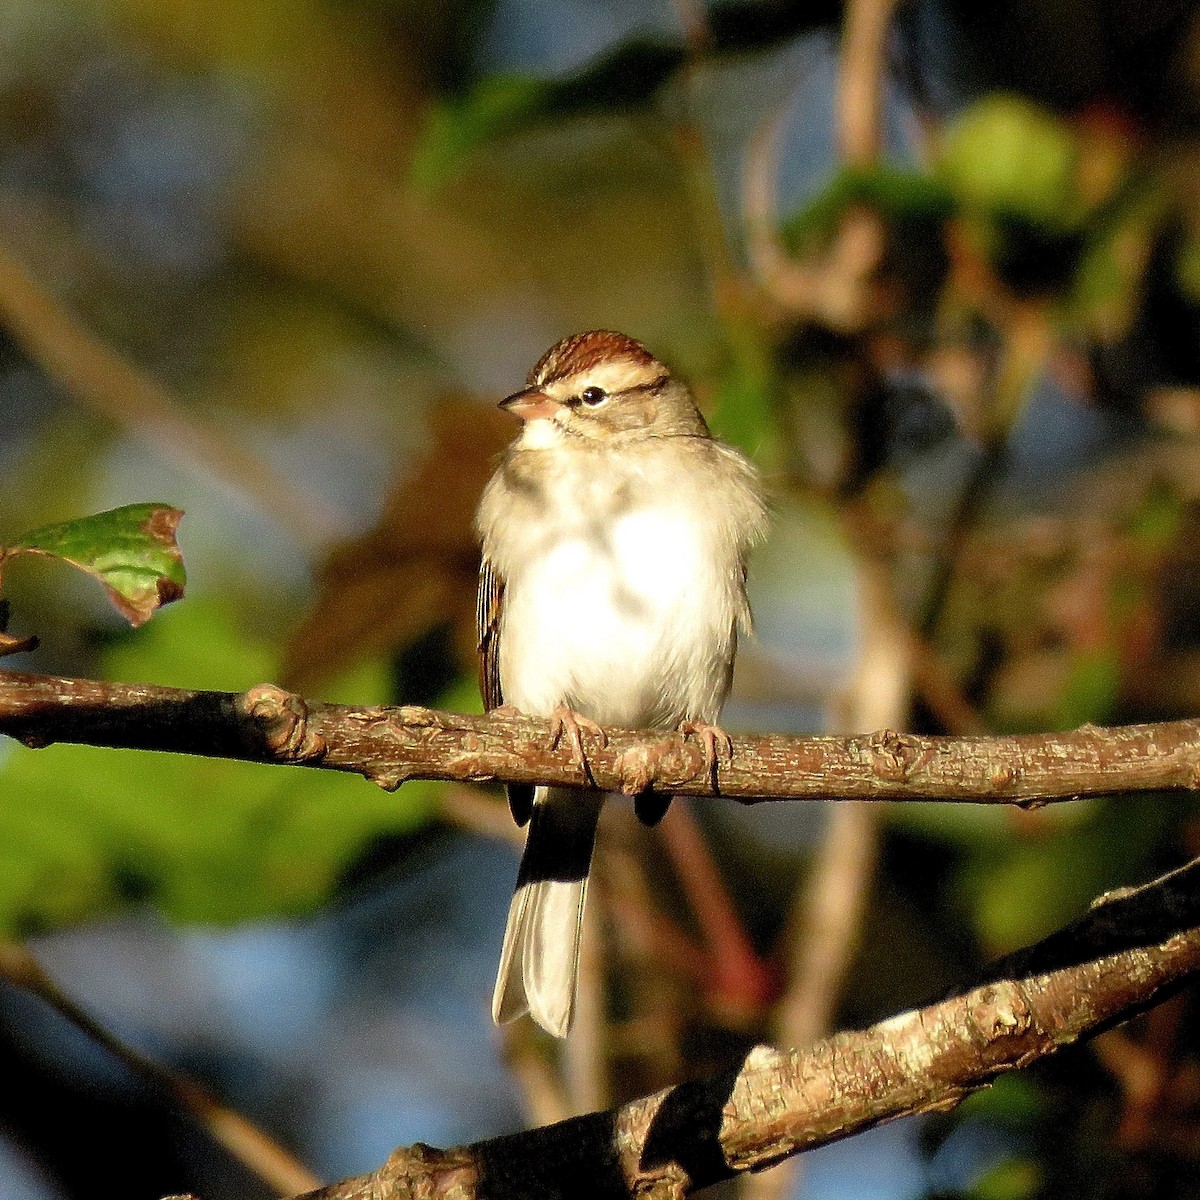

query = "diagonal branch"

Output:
[[3, 671, 1200, 806], [0, 240, 345, 552], [0, 941, 321, 1196], [297, 855, 1200, 1200]]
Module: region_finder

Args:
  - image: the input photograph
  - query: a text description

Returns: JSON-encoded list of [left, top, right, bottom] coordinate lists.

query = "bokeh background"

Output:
[[4, 0, 1200, 1197]]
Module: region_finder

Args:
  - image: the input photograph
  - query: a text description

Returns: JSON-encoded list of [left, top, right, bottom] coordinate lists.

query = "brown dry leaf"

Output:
[[280, 398, 512, 694]]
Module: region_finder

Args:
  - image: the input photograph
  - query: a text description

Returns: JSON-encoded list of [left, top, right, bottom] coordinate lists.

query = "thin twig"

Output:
[[836, 0, 900, 166], [441, 789, 578, 1121], [775, 806, 879, 1050], [776, 559, 902, 1044], [439, 785, 524, 848], [746, 555, 897, 1200], [563, 892, 607, 1115], [0, 940, 320, 1196], [0, 240, 345, 553], [659, 801, 776, 1022], [603, 843, 708, 987], [742, 0, 898, 325], [496, 1023, 572, 1130]]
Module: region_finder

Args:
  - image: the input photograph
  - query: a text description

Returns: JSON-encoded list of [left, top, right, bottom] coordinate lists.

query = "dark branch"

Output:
[[3, 671, 1200, 804]]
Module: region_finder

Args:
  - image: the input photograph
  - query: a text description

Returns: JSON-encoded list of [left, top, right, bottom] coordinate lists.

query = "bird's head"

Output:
[[500, 331, 710, 445]]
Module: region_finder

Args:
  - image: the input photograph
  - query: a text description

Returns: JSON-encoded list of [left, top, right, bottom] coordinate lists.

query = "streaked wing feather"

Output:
[[477, 557, 504, 712], [477, 558, 534, 825]]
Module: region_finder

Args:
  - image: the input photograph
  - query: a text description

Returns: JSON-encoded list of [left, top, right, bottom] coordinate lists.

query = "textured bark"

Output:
[[2, 671, 1200, 804], [298, 858, 1200, 1200]]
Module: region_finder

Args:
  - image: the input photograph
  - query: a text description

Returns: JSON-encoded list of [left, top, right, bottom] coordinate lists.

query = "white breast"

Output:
[[498, 496, 737, 729]]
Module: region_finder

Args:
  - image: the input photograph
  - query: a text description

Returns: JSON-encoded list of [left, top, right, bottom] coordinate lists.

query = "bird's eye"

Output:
[[579, 386, 607, 406]]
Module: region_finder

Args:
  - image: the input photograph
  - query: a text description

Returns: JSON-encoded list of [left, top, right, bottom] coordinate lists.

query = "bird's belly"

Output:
[[499, 508, 732, 728]]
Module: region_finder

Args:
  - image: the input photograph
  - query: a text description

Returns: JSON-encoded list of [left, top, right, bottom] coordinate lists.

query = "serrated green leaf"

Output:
[[2, 504, 186, 627]]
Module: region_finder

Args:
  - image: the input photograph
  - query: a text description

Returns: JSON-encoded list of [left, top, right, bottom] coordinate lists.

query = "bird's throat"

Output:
[[518, 417, 566, 450]]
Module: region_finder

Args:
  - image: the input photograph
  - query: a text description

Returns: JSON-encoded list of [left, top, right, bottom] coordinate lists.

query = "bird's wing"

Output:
[[478, 558, 534, 826], [477, 556, 505, 712]]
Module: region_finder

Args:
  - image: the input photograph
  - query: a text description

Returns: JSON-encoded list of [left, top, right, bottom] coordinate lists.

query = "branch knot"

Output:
[[864, 728, 927, 782], [969, 981, 1032, 1040], [614, 738, 692, 796], [239, 684, 327, 763]]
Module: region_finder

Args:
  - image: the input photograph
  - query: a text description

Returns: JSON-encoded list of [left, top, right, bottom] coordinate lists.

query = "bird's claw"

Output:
[[549, 705, 607, 785], [680, 720, 734, 792]]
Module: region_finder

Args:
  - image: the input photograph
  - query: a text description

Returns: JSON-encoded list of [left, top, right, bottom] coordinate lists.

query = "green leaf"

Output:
[[1125, 478, 1183, 551], [1071, 185, 1163, 340], [410, 3, 852, 189], [1058, 645, 1120, 729], [1177, 227, 1200, 302], [968, 1157, 1042, 1200], [410, 73, 555, 189], [410, 40, 683, 187], [0, 597, 437, 934], [708, 354, 780, 463], [781, 165, 955, 254], [955, 1073, 1045, 1128], [938, 95, 1079, 230], [962, 795, 1173, 952], [1, 504, 186, 627]]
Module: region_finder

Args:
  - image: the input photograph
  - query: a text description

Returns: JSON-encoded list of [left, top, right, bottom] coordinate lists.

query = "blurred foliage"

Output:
[[0, 597, 435, 934], [939, 96, 1083, 230], [411, 43, 683, 188], [965, 1156, 1043, 1200], [4, 0, 1200, 1197]]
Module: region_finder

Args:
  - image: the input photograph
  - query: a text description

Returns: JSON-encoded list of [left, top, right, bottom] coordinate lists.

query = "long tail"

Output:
[[492, 787, 604, 1038]]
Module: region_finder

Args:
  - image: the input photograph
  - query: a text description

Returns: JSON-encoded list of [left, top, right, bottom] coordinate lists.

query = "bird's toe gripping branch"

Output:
[[679, 719, 735, 793], [548, 704, 608, 786]]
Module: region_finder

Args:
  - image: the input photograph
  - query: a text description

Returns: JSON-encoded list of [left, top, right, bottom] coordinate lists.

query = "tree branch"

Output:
[[295, 855, 1200, 1200], [3, 671, 1200, 805]]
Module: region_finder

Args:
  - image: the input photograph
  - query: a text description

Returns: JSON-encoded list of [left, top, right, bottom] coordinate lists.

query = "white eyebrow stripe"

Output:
[[555, 360, 665, 396]]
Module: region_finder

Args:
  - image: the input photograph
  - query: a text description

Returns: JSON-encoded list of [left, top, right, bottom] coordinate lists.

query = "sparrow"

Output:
[[475, 330, 767, 1038]]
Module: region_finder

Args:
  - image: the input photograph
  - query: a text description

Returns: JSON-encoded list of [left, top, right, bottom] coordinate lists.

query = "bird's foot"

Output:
[[548, 705, 607, 786], [679, 719, 734, 793]]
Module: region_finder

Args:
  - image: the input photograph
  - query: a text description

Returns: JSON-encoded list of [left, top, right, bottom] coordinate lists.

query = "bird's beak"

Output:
[[499, 387, 559, 421]]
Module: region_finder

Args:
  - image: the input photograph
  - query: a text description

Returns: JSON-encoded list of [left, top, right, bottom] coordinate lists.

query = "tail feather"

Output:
[[492, 787, 603, 1037]]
